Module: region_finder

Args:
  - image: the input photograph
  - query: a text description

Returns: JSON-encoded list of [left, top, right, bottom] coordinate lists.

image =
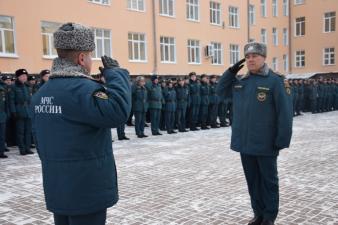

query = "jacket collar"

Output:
[[50, 57, 92, 79], [239, 63, 270, 80]]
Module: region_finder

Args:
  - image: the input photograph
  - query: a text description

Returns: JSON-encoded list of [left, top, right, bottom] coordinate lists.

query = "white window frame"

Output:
[[283, 0, 289, 16], [128, 32, 147, 62], [210, 1, 221, 26], [0, 15, 17, 57], [294, 0, 304, 5], [283, 54, 289, 72], [88, 0, 110, 6], [187, 39, 201, 64], [295, 50, 305, 68], [41, 21, 61, 59], [272, 57, 278, 71], [261, 0, 267, 17], [127, 0, 145, 12], [160, 36, 176, 63], [186, 0, 200, 22], [229, 6, 240, 28], [272, 0, 278, 17], [229, 44, 240, 65], [295, 17, 305, 37], [283, 28, 288, 46], [261, 28, 267, 44], [323, 47, 335, 66], [249, 5, 256, 25], [211, 42, 223, 65], [323, 11, 336, 33], [272, 28, 278, 46], [93, 28, 112, 59], [159, 0, 175, 17]]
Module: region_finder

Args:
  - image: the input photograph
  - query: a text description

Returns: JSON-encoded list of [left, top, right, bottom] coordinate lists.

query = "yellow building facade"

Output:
[[0, 0, 337, 76]]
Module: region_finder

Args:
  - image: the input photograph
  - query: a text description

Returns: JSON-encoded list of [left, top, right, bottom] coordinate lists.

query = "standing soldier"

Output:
[[37, 70, 50, 89], [335, 79, 338, 110], [132, 76, 148, 138], [28, 76, 39, 95], [309, 79, 318, 114], [290, 79, 298, 116], [188, 72, 201, 131], [31, 22, 131, 225], [208, 75, 220, 128], [147, 75, 163, 136], [199, 74, 210, 129], [10, 69, 33, 155], [0, 72, 8, 158], [2, 75, 15, 148], [163, 79, 177, 134], [159, 79, 167, 131], [175, 77, 189, 132], [217, 42, 293, 225]]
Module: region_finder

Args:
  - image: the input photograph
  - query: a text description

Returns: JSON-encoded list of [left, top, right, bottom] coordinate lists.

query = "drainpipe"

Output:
[[151, 0, 158, 75]]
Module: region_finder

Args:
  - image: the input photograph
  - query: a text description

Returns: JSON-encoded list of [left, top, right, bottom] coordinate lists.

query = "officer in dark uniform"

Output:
[[290, 79, 298, 116], [37, 70, 50, 89], [199, 74, 210, 129], [334, 79, 338, 110], [163, 79, 177, 134], [188, 72, 201, 131], [2, 75, 15, 148], [9, 69, 33, 155], [208, 75, 220, 128], [175, 77, 189, 132], [132, 76, 148, 138], [31, 22, 131, 225], [159, 79, 167, 131], [146, 75, 163, 136], [217, 42, 293, 225], [28, 75, 39, 95], [0, 72, 8, 158]]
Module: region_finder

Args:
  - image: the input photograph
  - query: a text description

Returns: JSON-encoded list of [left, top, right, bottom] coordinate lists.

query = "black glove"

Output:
[[228, 58, 246, 75], [99, 55, 119, 74]]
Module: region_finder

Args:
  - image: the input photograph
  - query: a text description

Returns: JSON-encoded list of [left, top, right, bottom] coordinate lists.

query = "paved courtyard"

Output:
[[0, 111, 338, 225]]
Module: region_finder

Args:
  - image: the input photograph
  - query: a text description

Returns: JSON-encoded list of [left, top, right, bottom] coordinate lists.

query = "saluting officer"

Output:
[[146, 75, 163, 136], [9, 69, 33, 155], [175, 77, 189, 132], [31, 22, 131, 225], [217, 42, 293, 225], [132, 76, 148, 138]]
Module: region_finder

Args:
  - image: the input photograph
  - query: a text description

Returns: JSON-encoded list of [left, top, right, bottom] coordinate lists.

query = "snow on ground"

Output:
[[0, 111, 338, 225]]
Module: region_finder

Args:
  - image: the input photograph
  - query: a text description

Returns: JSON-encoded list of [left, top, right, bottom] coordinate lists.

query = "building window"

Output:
[[186, 0, 199, 21], [229, 6, 240, 28], [159, 0, 175, 17], [295, 17, 305, 36], [210, 1, 221, 25], [261, 28, 267, 44], [261, 0, 267, 17], [323, 48, 335, 65], [272, 28, 278, 46], [324, 12, 336, 33], [249, 5, 256, 25], [283, 54, 289, 72], [160, 36, 176, 63], [295, 50, 305, 68], [88, 0, 110, 5], [127, 0, 145, 11], [0, 16, 16, 56], [229, 44, 240, 65], [93, 29, 111, 59], [128, 33, 147, 62], [294, 0, 304, 5], [211, 42, 222, 65], [283, 28, 288, 46], [187, 39, 200, 64], [272, 0, 278, 17], [283, 0, 289, 16], [272, 57, 278, 71], [41, 21, 61, 58]]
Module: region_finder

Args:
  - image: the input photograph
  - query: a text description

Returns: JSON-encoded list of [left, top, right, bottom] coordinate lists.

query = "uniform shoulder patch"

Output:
[[93, 91, 108, 100]]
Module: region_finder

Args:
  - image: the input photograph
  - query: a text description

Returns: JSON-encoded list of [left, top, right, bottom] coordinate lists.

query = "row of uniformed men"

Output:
[[287, 78, 338, 116], [119, 72, 232, 139], [0, 69, 50, 159]]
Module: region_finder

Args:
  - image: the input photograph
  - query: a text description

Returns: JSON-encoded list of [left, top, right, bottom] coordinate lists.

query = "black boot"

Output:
[[261, 219, 274, 225], [0, 153, 8, 159], [248, 216, 263, 225]]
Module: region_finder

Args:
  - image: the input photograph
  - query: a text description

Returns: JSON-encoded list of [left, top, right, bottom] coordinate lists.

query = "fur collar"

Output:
[[50, 57, 92, 79], [239, 63, 270, 80]]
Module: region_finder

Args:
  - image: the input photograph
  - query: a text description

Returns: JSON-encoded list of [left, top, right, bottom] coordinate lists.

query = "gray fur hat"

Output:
[[54, 22, 95, 51], [244, 42, 267, 57]]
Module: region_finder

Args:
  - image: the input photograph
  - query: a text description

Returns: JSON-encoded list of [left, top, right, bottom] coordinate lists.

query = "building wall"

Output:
[[0, 0, 337, 76]]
